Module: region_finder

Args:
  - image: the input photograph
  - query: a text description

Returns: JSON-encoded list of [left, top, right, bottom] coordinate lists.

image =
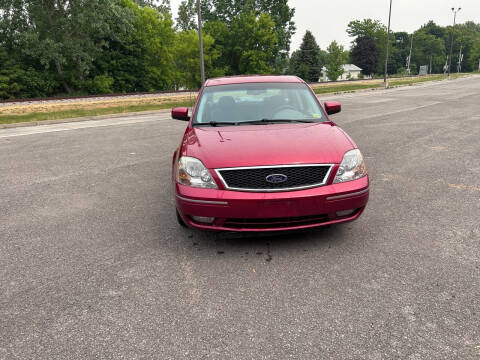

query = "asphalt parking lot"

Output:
[[1, 76, 479, 359]]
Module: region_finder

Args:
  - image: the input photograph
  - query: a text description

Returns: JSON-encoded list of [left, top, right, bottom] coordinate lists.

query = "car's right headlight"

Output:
[[176, 156, 218, 189], [333, 149, 367, 183]]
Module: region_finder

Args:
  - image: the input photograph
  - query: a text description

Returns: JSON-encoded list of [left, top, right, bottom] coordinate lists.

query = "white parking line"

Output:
[[342, 101, 442, 123], [0, 114, 169, 138]]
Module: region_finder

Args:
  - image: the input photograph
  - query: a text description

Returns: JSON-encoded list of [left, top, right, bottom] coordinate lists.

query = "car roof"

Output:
[[204, 75, 305, 87]]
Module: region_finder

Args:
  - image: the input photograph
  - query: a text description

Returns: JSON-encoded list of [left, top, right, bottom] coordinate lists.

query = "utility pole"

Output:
[[457, 44, 463, 73], [197, 0, 205, 85], [448, 7, 461, 79], [384, 0, 393, 88], [406, 34, 413, 75], [429, 55, 433, 74]]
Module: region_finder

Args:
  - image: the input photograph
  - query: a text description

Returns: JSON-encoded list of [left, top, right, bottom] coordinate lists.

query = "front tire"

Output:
[[176, 209, 187, 227]]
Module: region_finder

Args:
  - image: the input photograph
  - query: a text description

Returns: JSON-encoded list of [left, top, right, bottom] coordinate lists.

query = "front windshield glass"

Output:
[[193, 82, 325, 126]]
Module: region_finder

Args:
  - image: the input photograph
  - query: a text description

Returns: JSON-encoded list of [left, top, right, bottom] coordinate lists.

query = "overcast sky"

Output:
[[169, 0, 479, 51]]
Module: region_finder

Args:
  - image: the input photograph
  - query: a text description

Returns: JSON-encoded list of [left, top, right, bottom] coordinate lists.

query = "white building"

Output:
[[320, 64, 363, 82]]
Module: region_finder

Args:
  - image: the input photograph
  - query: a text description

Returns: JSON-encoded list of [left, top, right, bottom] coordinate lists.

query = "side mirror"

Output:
[[172, 107, 190, 121], [324, 101, 341, 115]]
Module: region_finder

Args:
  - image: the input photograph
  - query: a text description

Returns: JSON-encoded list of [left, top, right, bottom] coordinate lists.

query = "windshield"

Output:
[[193, 82, 325, 126]]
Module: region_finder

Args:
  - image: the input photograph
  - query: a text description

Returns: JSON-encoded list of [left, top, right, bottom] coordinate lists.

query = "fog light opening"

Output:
[[336, 209, 356, 217], [191, 216, 215, 224]]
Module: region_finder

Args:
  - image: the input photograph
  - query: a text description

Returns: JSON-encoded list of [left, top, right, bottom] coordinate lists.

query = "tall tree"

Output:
[[176, 0, 294, 72], [287, 50, 308, 80], [410, 31, 446, 74], [133, 0, 170, 12], [351, 36, 380, 75], [0, 0, 134, 94], [325, 41, 346, 81], [203, 11, 278, 75], [469, 41, 480, 72], [92, 0, 177, 93], [174, 30, 222, 89], [229, 12, 278, 74], [176, 0, 211, 30], [347, 18, 389, 74], [388, 32, 411, 74], [419, 20, 446, 39], [347, 19, 386, 39], [0, 46, 58, 99], [450, 22, 480, 72], [176, 0, 197, 30], [289, 30, 323, 82]]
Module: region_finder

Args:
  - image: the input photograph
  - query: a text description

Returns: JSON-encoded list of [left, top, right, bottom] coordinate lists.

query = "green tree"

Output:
[[351, 36, 380, 75], [176, 0, 211, 30], [203, 12, 277, 75], [176, 0, 294, 72], [287, 50, 308, 80], [174, 30, 222, 89], [0, 0, 134, 94], [253, 0, 295, 72], [388, 32, 410, 74], [469, 41, 480, 72], [325, 41, 346, 81], [203, 20, 232, 74], [410, 31, 446, 74], [347, 19, 386, 39], [288, 30, 323, 82], [0, 47, 58, 99], [347, 19, 389, 74], [419, 20, 446, 39], [93, 0, 177, 92], [229, 12, 278, 74], [133, 0, 170, 12], [176, 0, 197, 30], [450, 22, 480, 72]]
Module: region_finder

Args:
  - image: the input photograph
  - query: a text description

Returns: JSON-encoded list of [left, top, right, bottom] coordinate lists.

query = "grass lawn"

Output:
[[0, 100, 191, 125]]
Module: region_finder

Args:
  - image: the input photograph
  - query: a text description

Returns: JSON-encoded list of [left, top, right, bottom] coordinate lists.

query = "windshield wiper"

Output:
[[194, 121, 239, 127], [238, 118, 317, 125], [194, 119, 318, 127]]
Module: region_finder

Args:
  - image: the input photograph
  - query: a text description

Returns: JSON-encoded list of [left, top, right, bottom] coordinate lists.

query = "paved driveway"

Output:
[[1, 76, 479, 359]]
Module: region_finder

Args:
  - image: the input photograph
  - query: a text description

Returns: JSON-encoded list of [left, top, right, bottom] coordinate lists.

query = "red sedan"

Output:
[[171, 75, 369, 232]]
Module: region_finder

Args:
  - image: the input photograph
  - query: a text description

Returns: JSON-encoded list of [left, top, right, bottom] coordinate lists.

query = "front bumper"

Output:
[[175, 176, 369, 232]]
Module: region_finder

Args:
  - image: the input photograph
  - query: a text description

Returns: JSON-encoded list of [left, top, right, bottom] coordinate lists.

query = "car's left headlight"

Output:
[[333, 149, 367, 183], [176, 156, 218, 189]]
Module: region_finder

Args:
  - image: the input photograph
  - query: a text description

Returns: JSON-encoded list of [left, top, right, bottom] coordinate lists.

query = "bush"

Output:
[[88, 75, 115, 94]]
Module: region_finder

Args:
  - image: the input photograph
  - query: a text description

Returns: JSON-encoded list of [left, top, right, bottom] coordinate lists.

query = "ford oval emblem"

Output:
[[265, 174, 288, 184]]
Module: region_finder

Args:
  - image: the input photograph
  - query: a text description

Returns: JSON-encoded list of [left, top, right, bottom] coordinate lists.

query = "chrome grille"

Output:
[[216, 164, 333, 192]]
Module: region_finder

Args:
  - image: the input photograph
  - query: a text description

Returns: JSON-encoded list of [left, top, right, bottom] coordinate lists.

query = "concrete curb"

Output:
[[0, 109, 171, 130]]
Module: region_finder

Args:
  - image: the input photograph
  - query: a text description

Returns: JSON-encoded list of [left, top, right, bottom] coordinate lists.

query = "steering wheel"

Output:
[[272, 105, 303, 119], [274, 105, 297, 114]]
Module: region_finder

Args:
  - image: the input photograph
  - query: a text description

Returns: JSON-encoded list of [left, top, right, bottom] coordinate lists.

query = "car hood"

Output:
[[183, 123, 354, 169]]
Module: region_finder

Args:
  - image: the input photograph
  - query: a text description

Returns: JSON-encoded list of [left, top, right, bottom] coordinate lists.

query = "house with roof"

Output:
[[319, 64, 363, 82]]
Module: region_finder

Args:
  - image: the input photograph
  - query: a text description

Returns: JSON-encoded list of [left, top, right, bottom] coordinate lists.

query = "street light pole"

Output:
[[384, 0, 393, 88], [197, 0, 205, 85], [448, 7, 461, 79]]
